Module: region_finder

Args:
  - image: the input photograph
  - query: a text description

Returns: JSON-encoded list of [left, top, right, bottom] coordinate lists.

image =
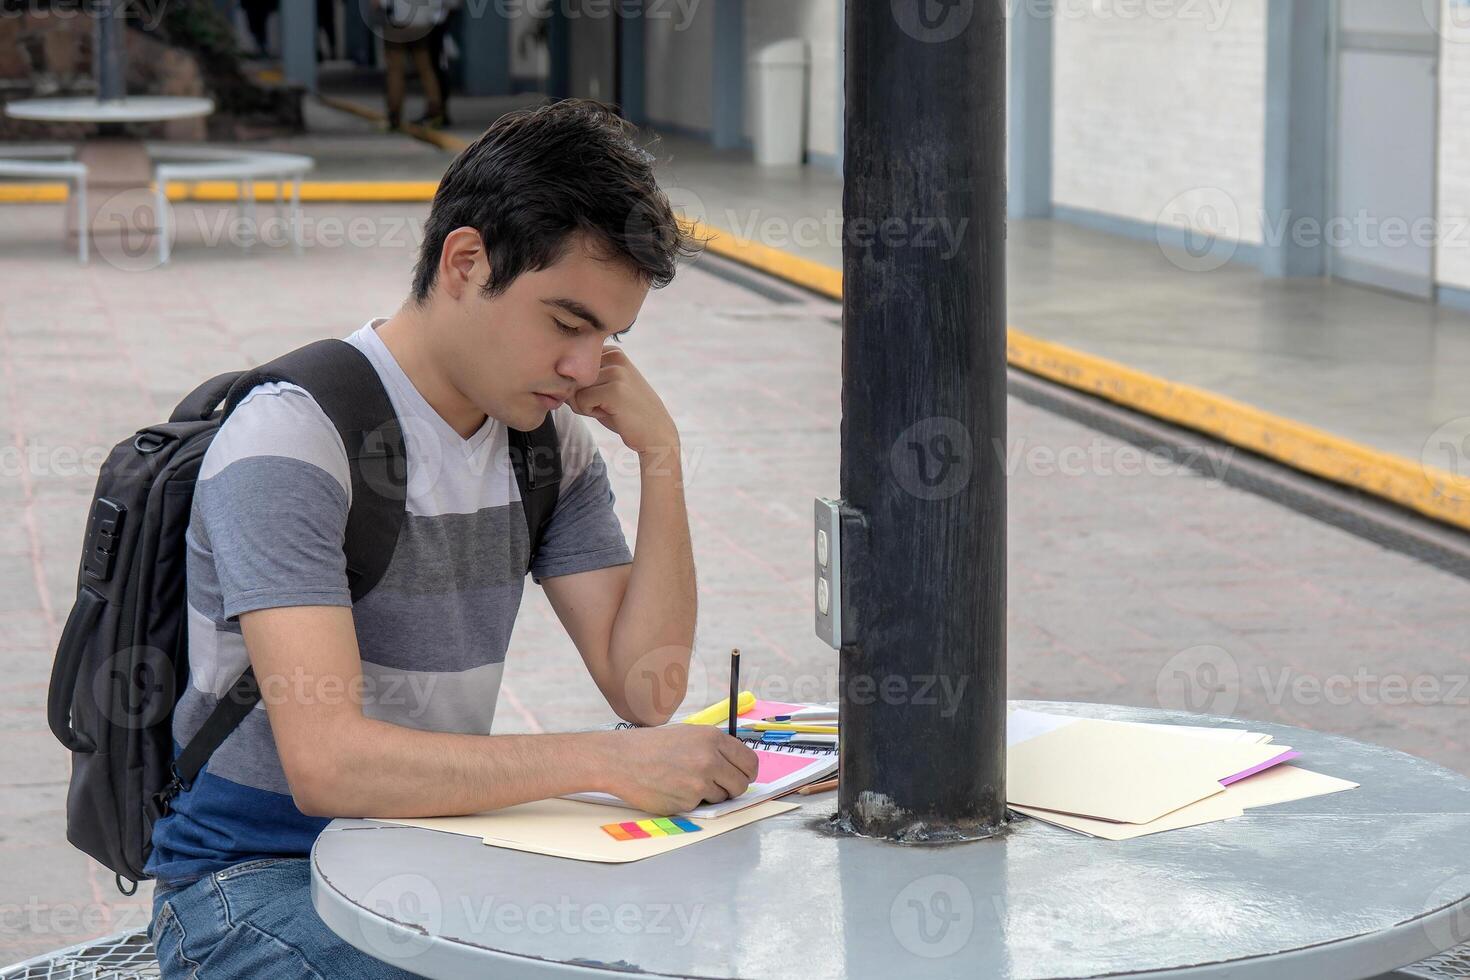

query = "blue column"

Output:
[[619, 0, 647, 125], [1007, 1, 1052, 219], [459, 2, 510, 96], [711, 0, 745, 150], [279, 0, 317, 92], [1262, 0, 1330, 278]]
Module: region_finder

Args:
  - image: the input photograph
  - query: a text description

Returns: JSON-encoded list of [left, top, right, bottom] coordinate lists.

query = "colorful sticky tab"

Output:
[[601, 817, 704, 841]]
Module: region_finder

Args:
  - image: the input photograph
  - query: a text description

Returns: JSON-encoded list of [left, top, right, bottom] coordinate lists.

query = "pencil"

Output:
[[797, 777, 839, 796], [727, 648, 740, 738]]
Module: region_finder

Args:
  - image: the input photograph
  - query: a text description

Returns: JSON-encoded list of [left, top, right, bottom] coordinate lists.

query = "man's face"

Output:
[[439, 232, 650, 432]]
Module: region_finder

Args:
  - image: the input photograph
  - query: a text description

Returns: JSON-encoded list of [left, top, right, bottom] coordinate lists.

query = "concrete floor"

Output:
[[1, 195, 1468, 965], [250, 88, 1470, 473]]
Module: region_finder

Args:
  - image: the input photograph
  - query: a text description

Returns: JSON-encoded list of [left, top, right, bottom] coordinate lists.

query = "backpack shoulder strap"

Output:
[[162, 340, 407, 806], [508, 414, 562, 574]]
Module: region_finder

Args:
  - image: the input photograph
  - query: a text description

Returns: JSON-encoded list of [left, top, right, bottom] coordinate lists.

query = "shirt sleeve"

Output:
[[530, 410, 634, 584], [191, 382, 354, 621]]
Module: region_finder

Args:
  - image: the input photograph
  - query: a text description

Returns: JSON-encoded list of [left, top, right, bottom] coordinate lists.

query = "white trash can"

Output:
[[751, 39, 809, 166]]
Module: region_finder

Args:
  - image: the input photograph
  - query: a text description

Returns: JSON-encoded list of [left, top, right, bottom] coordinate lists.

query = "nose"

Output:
[[556, 341, 603, 390]]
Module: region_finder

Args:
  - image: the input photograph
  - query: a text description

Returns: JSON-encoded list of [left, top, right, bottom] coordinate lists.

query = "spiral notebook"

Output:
[[563, 724, 839, 819]]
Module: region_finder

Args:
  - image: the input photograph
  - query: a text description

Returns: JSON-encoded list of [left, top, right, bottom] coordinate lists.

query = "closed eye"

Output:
[[554, 318, 579, 337]]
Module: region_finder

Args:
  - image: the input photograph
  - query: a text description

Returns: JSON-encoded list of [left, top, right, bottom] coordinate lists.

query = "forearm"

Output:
[[294, 722, 619, 819], [606, 447, 697, 724]]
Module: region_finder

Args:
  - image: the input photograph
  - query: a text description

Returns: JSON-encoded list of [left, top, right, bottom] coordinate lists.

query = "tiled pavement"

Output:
[[0, 199, 1467, 965]]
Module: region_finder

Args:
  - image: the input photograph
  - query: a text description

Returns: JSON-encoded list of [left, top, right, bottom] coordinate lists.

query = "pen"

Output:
[[727, 648, 740, 738], [741, 721, 839, 734]]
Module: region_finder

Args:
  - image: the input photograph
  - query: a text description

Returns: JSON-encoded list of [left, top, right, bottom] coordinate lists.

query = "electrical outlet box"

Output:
[[814, 497, 844, 648]]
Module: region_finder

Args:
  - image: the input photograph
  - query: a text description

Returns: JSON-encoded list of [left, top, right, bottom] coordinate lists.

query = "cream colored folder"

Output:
[[1005, 718, 1293, 824], [1014, 765, 1359, 840], [373, 798, 798, 863]]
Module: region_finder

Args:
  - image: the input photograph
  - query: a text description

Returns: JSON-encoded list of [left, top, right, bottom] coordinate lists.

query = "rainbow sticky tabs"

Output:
[[601, 818, 704, 841]]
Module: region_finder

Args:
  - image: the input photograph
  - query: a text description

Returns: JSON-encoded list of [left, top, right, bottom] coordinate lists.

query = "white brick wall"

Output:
[[644, 0, 716, 134], [743, 0, 840, 159], [1052, 0, 1267, 245], [1436, 0, 1470, 290]]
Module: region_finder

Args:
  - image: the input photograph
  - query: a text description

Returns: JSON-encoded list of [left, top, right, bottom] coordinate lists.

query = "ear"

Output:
[[438, 227, 487, 301]]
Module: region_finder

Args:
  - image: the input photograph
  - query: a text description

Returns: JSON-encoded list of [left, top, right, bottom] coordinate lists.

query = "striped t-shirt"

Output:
[[145, 321, 632, 886]]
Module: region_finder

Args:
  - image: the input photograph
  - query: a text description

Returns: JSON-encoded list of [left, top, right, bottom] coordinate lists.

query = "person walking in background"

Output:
[[371, 0, 446, 130], [426, 0, 463, 127]]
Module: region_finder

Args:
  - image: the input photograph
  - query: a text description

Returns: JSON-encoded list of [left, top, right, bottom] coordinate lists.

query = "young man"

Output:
[[145, 100, 758, 978]]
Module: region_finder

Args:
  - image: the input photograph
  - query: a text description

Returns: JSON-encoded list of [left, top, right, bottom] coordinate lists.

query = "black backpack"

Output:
[[46, 339, 562, 894]]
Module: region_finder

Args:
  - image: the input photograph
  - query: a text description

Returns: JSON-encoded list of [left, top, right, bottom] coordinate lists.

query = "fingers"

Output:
[[709, 766, 749, 804], [718, 735, 761, 782]]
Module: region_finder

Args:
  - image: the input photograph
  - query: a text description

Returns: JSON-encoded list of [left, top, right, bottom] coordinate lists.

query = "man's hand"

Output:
[[570, 348, 678, 455], [601, 726, 759, 815]]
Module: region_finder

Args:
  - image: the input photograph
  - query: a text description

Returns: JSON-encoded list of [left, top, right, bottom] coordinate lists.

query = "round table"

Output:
[[4, 96, 215, 124], [310, 701, 1470, 979], [4, 97, 215, 254]]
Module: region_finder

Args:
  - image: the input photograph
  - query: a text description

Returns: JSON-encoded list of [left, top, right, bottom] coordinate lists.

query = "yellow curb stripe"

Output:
[[691, 219, 844, 300], [0, 182, 440, 202], [6, 124, 1465, 528], [0, 184, 69, 202], [315, 93, 467, 152], [1005, 330, 1470, 529], [674, 221, 1470, 530]]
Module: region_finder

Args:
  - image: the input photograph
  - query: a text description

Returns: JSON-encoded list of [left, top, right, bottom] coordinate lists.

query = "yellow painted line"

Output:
[[6, 111, 1464, 526], [692, 219, 844, 300], [677, 215, 1470, 529], [315, 93, 467, 152], [0, 184, 69, 203], [1006, 330, 1470, 529], [0, 181, 439, 202]]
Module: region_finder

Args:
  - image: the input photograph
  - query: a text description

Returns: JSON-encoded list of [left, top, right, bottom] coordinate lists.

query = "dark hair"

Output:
[[411, 99, 702, 303]]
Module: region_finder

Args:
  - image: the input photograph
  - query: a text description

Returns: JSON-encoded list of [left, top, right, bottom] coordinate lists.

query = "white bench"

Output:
[[146, 145, 314, 264], [0, 144, 88, 263]]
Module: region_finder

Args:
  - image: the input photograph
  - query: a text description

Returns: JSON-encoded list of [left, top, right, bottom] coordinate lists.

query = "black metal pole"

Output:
[[95, 0, 126, 102], [835, 0, 1007, 840]]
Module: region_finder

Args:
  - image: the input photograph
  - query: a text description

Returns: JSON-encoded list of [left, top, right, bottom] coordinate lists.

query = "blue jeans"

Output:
[[149, 858, 424, 979]]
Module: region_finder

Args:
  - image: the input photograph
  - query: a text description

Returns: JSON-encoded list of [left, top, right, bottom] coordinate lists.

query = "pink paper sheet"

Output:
[[742, 699, 813, 720], [754, 749, 815, 784], [1221, 750, 1300, 786]]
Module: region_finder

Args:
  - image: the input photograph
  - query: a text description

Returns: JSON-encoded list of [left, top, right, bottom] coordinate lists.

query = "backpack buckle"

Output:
[[147, 764, 188, 823]]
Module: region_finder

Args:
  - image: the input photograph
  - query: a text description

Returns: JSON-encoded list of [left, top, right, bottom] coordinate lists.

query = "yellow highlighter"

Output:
[[681, 691, 756, 726]]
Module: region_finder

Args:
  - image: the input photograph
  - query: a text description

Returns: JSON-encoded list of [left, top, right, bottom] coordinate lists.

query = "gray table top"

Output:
[[4, 96, 214, 123], [311, 701, 1470, 979]]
